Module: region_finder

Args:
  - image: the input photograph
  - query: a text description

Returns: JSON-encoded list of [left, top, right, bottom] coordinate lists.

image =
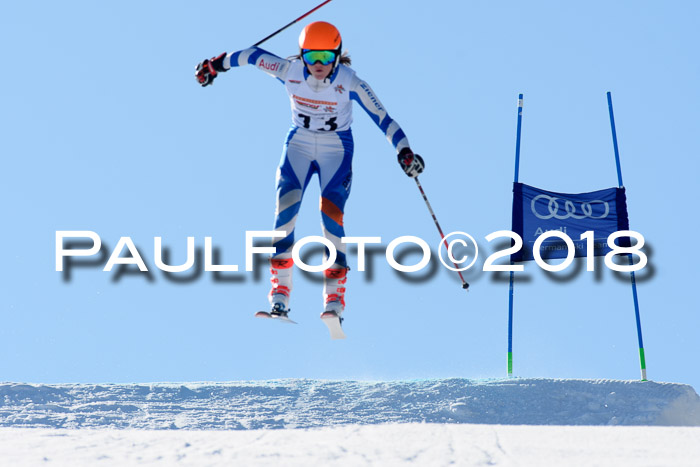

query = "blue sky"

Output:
[[2, 1, 699, 389]]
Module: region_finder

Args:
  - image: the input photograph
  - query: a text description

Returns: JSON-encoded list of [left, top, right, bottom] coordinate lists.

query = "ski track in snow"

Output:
[[2, 378, 700, 465], [2, 424, 700, 466]]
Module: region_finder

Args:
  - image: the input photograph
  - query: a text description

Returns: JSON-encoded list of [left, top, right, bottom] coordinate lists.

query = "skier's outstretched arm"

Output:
[[349, 76, 424, 177], [195, 47, 291, 86]]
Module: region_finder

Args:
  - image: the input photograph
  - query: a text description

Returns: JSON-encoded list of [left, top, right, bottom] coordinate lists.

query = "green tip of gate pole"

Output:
[[508, 352, 513, 376], [639, 348, 648, 381]]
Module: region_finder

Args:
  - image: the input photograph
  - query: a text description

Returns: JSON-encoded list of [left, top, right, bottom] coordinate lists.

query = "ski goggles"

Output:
[[302, 49, 337, 66]]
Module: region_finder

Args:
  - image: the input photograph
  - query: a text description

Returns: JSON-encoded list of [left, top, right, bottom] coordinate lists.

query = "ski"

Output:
[[255, 310, 346, 339], [321, 311, 346, 340], [255, 311, 298, 324]]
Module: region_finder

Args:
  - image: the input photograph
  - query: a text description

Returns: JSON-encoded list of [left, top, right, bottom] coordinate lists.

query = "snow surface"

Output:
[[2, 424, 700, 466], [1, 378, 700, 465], [2, 378, 699, 429]]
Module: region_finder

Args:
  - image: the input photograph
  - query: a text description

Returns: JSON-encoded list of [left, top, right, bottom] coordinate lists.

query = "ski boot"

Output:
[[321, 298, 344, 323], [321, 267, 348, 336], [269, 257, 293, 317]]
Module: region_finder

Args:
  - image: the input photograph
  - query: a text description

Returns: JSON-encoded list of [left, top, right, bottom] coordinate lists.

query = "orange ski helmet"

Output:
[[298, 21, 342, 51]]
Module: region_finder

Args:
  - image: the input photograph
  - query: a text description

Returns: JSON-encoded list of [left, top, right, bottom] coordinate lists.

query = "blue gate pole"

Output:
[[607, 92, 647, 381], [508, 94, 524, 376]]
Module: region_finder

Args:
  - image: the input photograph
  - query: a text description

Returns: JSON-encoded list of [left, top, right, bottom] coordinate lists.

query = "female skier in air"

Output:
[[195, 21, 424, 325]]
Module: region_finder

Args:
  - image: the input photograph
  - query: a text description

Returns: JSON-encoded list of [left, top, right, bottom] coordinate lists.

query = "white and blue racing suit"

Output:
[[223, 47, 410, 269]]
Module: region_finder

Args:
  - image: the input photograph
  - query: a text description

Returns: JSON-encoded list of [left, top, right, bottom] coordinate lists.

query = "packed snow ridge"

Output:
[[1, 378, 699, 429]]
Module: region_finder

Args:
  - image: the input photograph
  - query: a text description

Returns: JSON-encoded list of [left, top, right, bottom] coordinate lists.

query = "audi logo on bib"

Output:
[[531, 195, 610, 220]]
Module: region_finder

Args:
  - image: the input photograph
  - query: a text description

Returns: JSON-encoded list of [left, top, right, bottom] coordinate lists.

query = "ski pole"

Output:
[[253, 0, 335, 47], [414, 177, 470, 290]]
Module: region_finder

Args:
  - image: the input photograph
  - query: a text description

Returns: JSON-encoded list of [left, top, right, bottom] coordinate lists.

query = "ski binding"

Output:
[[255, 311, 298, 324]]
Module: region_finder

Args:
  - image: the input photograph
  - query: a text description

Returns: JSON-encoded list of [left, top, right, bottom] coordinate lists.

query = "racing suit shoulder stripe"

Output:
[[226, 46, 275, 66], [247, 47, 267, 64], [350, 90, 380, 126], [225, 47, 290, 81], [350, 76, 409, 152]]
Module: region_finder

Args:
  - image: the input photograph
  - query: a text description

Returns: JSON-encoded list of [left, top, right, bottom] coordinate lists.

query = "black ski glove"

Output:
[[195, 52, 227, 87], [397, 148, 425, 178]]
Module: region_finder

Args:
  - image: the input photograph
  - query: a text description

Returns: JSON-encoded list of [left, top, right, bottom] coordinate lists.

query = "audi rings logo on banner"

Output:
[[531, 195, 610, 220]]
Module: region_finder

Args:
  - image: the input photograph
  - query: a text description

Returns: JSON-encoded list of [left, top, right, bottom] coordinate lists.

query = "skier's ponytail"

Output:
[[338, 51, 351, 65]]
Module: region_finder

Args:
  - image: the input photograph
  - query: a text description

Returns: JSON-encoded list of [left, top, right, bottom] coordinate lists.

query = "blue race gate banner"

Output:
[[511, 182, 629, 262]]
